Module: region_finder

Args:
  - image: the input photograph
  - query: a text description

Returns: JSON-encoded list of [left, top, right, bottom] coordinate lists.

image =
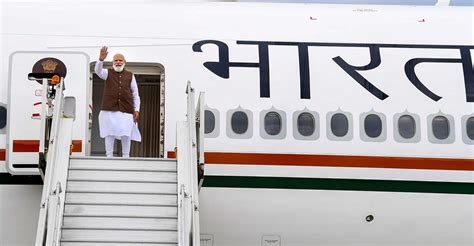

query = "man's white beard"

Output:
[[113, 64, 124, 72]]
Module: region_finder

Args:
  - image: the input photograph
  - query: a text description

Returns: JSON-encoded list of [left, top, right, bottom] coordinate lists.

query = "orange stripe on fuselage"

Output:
[[168, 151, 474, 171], [167, 151, 176, 158], [12, 140, 83, 153], [71, 140, 83, 153], [12, 140, 39, 152]]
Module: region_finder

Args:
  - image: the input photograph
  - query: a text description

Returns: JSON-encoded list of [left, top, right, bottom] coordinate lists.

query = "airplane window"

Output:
[[467, 117, 474, 140], [0, 106, 6, 129], [331, 113, 348, 137], [432, 116, 450, 140], [364, 114, 382, 138], [264, 112, 282, 135], [204, 110, 215, 134], [297, 113, 315, 136], [231, 111, 248, 134], [398, 115, 416, 139]]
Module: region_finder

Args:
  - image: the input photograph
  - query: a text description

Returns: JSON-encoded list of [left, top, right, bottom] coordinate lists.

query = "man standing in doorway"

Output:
[[95, 46, 141, 157]]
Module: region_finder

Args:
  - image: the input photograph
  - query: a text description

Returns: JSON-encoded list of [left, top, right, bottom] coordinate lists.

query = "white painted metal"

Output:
[[196, 92, 205, 166], [69, 157, 177, 171], [176, 82, 202, 246], [38, 78, 48, 160], [61, 230, 178, 244], [34, 92, 185, 245], [6, 52, 89, 175], [67, 169, 177, 183], [61, 243, 177, 246], [2, 2, 472, 246], [192, 91, 204, 246], [65, 193, 177, 206], [177, 122, 191, 246], [62, 217, 177, 230], [66, 180, 177, 194], [35, 78, 75, 246], [64, 204, 177, 218]]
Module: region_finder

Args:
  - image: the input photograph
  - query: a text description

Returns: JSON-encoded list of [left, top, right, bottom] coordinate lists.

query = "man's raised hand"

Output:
[[99, 46, 108, 61]]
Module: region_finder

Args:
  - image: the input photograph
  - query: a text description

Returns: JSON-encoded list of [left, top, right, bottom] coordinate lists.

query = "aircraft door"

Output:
[[7, 51, 90, 175], [90, 62, 164, 158]]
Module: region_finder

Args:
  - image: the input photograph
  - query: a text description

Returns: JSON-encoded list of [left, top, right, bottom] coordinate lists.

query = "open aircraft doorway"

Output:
[[90, 62, 165, 158]]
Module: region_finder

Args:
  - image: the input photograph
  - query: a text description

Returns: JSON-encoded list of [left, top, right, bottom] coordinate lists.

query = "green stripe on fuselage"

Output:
[[202, 175, 474, 195], [2, 173, 472, 194]]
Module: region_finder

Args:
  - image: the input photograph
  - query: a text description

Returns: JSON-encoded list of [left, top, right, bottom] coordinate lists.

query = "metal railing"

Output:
[[34, 78, 202, 245], [34, 75, 75, 246], [177, 81, 204, 246]]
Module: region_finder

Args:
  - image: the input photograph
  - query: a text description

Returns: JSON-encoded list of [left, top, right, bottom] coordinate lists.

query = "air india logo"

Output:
[[32, 57, 67, 83]]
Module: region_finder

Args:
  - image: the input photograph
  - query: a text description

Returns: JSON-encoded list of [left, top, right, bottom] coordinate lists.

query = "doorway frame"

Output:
[[89, 62, 165, 157]]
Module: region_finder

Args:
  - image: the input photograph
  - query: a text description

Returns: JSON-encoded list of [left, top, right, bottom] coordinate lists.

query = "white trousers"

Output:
[[105, 136, 131, 158], [99, 111, 141, 141]]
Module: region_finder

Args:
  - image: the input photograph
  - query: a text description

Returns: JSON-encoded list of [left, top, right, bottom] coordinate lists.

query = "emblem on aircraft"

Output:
[[32, 57, 67, 83]]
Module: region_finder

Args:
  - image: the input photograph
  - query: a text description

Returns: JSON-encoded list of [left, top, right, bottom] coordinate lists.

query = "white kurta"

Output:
[[95, 61, 141, 142]]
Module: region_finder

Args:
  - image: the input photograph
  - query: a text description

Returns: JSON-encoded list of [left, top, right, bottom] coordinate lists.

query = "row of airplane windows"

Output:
[[1, 106, 472, 144], [204, 108, 474, 145]]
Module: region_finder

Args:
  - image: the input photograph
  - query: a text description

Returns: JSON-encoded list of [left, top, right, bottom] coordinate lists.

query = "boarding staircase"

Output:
[[32, 73, 203, 246], [60, 157, 179, 245]]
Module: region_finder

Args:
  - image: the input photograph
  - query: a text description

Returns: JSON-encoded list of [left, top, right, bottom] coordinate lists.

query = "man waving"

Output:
[[95, 46, 141, 158]]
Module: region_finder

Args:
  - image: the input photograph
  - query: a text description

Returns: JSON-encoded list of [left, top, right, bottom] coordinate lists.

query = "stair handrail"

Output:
[[193, 90, 204, 246], [34, 76, 75, 246], [195, 91, 205, 187], [177, 81, 203, 246]]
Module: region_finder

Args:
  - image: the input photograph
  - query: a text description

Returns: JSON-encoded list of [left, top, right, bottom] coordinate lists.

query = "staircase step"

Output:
[[67, 181, 177, 194], [65, 193, 177, 206], [69, 158, 176, 172], [64, 204, 177, 218], [61, 229, 177, 244], [61, 243, 177, 246], [58, 158, 181, 246], [68, 170, 177, 183], [62, 217, 177, 231]]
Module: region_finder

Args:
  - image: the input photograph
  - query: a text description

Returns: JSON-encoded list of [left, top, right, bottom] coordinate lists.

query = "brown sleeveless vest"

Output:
[[100, 69, 134, 114]]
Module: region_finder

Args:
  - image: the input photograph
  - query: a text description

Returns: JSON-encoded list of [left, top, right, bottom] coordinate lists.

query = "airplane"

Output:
[[0, 1, 473, 245]]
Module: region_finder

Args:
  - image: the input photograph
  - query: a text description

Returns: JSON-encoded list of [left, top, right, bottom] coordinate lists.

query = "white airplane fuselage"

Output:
[[0, 2, 473, 245]]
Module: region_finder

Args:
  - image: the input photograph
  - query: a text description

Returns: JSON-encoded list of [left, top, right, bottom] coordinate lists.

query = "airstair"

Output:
[[32, 73, 203, 246], [61, 157, 179, 245]]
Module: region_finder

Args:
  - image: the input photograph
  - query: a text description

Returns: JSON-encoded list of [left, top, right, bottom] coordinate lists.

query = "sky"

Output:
[[239, 0, 474, 6]]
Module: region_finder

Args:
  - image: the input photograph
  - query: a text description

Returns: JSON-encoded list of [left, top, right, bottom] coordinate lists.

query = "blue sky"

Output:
[[239, 0, 474, 6]]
